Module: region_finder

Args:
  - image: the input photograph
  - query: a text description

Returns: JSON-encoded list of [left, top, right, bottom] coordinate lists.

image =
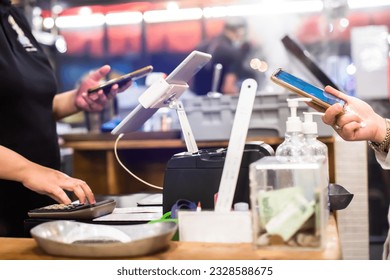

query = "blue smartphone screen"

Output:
[[275, 70, 345, 106]]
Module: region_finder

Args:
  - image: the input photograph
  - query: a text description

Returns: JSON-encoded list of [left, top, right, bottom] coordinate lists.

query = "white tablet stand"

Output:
[[138, 77, 198, 154]]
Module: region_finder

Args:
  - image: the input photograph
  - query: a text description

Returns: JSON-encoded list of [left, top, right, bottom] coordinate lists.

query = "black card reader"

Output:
[[162, 142, 273, 213]]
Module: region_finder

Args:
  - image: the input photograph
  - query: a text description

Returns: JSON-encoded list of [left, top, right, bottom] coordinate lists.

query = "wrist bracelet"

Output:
[[369, 118, 390, 153]]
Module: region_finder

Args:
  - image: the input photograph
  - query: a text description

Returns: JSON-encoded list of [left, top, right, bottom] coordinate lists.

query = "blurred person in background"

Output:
[[192, 17, 255, 96]]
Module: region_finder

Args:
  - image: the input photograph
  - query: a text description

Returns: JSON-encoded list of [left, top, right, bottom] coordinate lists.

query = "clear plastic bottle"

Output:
[[275, 98, 311, 161], [301, 111, 330, 218], [302, 111, 329, 178], [302, 112, 328, 158]]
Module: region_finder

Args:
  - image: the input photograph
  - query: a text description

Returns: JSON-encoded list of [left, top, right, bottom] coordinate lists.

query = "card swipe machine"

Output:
[[162, 142, 274, 213]]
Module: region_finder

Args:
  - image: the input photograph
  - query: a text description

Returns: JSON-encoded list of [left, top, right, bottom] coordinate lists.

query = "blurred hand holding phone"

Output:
[[270, 68, 345, 111], [88, 65, 154, 95]]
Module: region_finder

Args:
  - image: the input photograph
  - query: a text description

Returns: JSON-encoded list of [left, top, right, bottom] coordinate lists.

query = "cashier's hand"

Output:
[[322, 86, 385, 143], [74, 65, 132, 113], [21, 162, 96, 205]]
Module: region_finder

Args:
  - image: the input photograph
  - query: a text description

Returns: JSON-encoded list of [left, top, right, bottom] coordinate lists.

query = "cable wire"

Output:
[[114, 133, 163, 190]]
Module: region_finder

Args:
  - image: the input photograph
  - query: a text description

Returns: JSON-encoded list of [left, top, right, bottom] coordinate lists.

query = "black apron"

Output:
[[0, 0, 60, 237]]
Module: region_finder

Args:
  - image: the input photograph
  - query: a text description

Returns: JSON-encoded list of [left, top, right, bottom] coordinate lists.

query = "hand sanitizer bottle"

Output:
[[275, 98, 311, 161], [302, 111, 329, 178], [302, 112, 328, 157], [302, 112, 329, 187]]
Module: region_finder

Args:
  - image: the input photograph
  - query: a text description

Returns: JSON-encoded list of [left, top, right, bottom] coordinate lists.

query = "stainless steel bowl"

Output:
[[30, 221, 177, 258]]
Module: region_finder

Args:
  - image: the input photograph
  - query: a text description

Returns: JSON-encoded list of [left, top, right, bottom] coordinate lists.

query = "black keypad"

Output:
[[29, 203, 88, 213], [27, 199, 116, 219]]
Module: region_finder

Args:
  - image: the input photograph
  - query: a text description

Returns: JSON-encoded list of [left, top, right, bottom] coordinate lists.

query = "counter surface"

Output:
[[2, 215, 340, 260]]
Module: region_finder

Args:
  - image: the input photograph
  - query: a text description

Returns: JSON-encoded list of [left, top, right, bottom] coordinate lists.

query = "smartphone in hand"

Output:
[[271, 68, 345, 110], [88, 65, 153, 95]]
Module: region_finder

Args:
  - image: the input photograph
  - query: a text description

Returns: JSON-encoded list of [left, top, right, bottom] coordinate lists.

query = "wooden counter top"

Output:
[[1, 215, 341, 260], [60, 132, 334, 150]]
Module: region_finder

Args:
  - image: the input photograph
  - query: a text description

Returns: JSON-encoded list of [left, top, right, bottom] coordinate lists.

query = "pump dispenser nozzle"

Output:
[[276, 97, 312, 159], [302, 112, 325, 135], [286, 98, 312, 133]]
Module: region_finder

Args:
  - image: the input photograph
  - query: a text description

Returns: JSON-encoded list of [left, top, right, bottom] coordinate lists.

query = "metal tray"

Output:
[[30, 221, 177, 258]]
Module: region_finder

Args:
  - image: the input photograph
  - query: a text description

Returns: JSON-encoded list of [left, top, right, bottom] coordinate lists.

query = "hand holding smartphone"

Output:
[[270, 68, 345, 110], [88, 65, 153, 95]]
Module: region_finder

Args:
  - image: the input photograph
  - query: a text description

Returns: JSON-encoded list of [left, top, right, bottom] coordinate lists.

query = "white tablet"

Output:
[[111, 50, 212, 135], [165, 50, 212, 84]]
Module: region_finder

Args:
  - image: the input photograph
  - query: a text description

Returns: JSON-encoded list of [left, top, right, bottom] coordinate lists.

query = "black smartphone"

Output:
[[87, 65, 153, 95], [271, 68, 345, 110]]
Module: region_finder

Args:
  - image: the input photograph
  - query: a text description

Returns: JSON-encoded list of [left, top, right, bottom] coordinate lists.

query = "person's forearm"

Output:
[[0, 146, 35, 183], [52, 90, 80, 120]]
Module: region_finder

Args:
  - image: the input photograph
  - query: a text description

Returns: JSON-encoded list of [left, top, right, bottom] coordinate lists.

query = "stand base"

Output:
[[178, 211, 252, 243]]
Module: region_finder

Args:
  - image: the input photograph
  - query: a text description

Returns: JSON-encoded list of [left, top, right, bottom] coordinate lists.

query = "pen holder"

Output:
[[177, 210, 252, 243], [249, 156, 329, 250]]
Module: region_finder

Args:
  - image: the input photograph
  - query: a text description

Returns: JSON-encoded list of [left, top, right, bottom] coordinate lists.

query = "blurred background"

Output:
[[20, 0, 390, 259], [27, 0, 390, 95]]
